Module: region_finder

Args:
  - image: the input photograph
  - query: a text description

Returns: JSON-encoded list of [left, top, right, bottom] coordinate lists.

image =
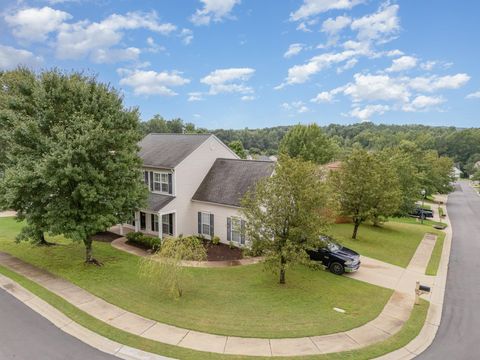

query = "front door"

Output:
[[140, 212, 146, 231]]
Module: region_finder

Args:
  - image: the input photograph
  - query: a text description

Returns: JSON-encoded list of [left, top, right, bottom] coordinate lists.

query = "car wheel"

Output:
[[329, 262, 344, 275]]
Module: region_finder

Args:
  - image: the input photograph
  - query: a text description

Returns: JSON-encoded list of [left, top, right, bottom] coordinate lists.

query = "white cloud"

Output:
[[180, 28, 194, 45], [91, 47, 141, 64], [351, 3, 400, 44], [348, 104, 389, 122], [241, 95, 255, 101], [403, 95, 444, 112], [5, 6, 72, 42], [0, 44, 43, 69], [466, 91, 480, 99], [277, 49, 358, 87], [201, 67, 255, 95], [284, 43, 304, 58], [343, 73, 410, 103], [420, 60, 436, 71], [188, 92, 204, 101], [190, 0, 241, 26], [311, 91, 334, 103], [386, 55, 417, 72], [290, 0, 363, 21], [56, 12, 176, 61], [386, 49, 404, 57], [282, 101, 309, 114], [337, 58, 358, 73], [118, 69, 190, 96], [321, 15, 351, 35], [408, 73, 470, 92]]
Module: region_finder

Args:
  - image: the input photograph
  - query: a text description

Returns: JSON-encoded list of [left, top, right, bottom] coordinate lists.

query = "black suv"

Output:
[[410, 206, 434, 219], [307, 236, 361, 275]]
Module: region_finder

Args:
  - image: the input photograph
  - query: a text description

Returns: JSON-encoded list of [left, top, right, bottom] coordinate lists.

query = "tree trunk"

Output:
[[83, 237, 102, 266], [352, 220, 361, 239], [279, 256, 286, 284], [36, 232, 55, 246]]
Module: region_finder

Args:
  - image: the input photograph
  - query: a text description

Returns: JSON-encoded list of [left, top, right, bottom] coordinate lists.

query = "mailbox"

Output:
[[419, 284, 431, 293]]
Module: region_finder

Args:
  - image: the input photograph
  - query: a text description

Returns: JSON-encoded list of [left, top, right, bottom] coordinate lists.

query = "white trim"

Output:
[[191, 199, 242, 209]]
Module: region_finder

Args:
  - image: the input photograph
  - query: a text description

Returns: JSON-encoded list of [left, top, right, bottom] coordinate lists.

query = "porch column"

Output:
[[158, 212, 163, 239], [134, 211, 140, 232]]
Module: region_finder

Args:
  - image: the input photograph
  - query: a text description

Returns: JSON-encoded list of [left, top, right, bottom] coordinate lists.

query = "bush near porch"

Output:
[[126, 232, 161, 251], [0, 217, 392, 338]]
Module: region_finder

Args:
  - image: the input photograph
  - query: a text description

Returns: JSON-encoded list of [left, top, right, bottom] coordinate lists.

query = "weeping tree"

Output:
[[0, 68, 147, 264], [241, 156, 332, 284]]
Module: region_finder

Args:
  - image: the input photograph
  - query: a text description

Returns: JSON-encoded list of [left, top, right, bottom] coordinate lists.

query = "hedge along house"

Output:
[[119, 133, 275, 246]]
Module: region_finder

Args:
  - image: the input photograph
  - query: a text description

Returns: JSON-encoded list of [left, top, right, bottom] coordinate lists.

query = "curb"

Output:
[[0, 273, 174, 360], [374, 194, 452, 360]]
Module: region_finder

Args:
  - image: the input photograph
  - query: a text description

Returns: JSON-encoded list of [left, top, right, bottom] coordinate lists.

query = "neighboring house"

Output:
[[452, 166, 462, 180], [120, 133, 275, 246]]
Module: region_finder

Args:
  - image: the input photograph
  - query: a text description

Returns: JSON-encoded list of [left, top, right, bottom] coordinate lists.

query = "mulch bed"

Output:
[[203, 240, 243, 261], [92, 231, 123, 243]]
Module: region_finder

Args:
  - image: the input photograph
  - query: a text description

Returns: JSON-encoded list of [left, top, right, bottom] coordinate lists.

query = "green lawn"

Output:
[[425, 232, 446, 276], [328, 219, 444, 268], [0, 264, 429, 360], [0, 217, 392, 338]]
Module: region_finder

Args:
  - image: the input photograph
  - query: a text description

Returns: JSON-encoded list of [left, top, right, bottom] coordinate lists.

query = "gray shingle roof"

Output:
[[147, 193, 175, 212], [139, 133, 212, 169], [192, 159, 275, 207]]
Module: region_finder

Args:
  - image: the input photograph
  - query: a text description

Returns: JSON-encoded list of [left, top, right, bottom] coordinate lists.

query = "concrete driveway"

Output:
[[0, 288, 118, 360], [416, 181, 480, 359]]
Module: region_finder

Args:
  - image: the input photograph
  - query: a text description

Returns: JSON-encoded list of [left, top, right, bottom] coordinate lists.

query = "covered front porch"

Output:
[[119, 210, 176, 239]]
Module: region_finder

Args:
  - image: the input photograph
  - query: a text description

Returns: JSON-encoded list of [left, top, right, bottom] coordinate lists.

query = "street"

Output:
[[0, 288, 118, 360], [417, 181, 480, 359]]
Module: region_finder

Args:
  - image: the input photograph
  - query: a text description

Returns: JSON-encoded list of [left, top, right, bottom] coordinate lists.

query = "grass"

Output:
[[0, 264, 429, 360], [328, 219, 444, 268], [0, 217, 392, 339], [425, 232, 446, 276]]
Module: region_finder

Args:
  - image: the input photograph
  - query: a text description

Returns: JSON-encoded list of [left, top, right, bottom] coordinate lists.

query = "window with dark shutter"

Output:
[[144, 171, 149, 185], [149, 172, 154, 191], [227, 217, 231, 241], [240, 220, 246, 245], [210, 213, 214, 236], [198, 212, 202, 234], [168, 173, 173, 194]]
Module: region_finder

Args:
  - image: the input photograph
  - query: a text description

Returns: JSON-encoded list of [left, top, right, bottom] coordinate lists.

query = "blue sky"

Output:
[[1, 0, 479, 129]]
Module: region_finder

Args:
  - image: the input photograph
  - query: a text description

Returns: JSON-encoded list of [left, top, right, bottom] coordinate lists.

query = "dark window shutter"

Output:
[[168, 173, 173, 194], [227, 217, 231, 241], [210, 214, 214, 236], [169, 213, 173, 235], [198, 212, 202, 234], [144, 171, 148, 185], [149, 172, 154, 191], [240, 220, 246, 245], [151, 214, 155, 231]]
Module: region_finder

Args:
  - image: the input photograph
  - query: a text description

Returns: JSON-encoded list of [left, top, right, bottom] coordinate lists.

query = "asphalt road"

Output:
[[0, 288, 119, 360], [417, 181, 480, 360]]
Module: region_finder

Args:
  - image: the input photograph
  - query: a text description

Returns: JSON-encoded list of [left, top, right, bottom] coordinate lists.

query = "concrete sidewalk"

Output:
[[0, 229, 438, 357]]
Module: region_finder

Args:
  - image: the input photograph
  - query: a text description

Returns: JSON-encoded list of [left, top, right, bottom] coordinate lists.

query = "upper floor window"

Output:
[[154, 172, 169, 193]]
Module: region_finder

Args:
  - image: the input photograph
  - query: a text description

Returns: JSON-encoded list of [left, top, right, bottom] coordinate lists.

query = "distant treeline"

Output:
[[140, 115, 480, 175]]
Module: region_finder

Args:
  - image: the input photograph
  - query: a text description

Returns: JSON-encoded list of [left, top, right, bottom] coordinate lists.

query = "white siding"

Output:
[[160, 135, 238, 237], [191, 201, 245, 245]]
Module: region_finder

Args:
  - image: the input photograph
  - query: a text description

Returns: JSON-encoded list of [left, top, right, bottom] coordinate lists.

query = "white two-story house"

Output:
[[120, 133, 275, 246]]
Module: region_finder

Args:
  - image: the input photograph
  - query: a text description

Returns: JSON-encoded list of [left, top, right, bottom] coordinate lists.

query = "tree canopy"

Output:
[[279, 123, 337, 164], [0, 69, 147, 263], [241, 156, 332, 284]]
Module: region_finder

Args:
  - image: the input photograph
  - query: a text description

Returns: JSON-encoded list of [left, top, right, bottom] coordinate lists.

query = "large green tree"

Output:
[[330, 148, 402, 239], [241, 156, 331, 284], [0, 69, 147, 264], [279, 124, 337, 164], [228, 140, 247, 159]]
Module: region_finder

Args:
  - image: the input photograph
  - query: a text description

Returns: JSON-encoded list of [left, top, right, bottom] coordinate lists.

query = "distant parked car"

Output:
[[307, 236, 361, 275], [409, 206, 434, 219]]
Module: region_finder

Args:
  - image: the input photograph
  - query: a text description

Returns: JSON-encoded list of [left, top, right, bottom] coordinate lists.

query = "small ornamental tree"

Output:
[[241, 156, 331, 284], [139, 236, 207, 298]]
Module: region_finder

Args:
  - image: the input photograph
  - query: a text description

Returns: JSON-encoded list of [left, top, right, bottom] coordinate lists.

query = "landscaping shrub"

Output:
[[439, 207, 445, 217], [243, 239, 266, 257], [211, 235, 220, 245], [126, 232, 161, 251]]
